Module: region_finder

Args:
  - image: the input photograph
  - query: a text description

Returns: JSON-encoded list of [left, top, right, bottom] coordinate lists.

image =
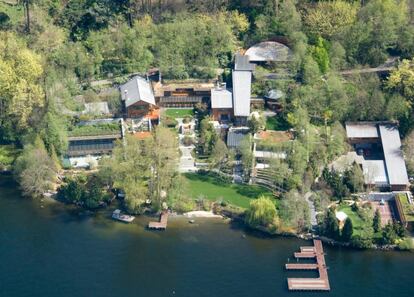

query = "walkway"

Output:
[[177, 118, 197, 172], [305, 192, 318, 228]]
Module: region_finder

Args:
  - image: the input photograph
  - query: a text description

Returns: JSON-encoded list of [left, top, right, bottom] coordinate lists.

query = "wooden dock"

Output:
[[285, 239, 330, 291], [148, 211, 168, 230]]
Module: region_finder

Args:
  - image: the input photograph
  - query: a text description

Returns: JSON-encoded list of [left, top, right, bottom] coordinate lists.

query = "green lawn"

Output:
[[68, 123, 121, 137], [0, 3, 24, 26], [337, 205, 365, 235], [265, 115, 290, 130], [183, 173, 273, 209], [165, 108, 193, 119]]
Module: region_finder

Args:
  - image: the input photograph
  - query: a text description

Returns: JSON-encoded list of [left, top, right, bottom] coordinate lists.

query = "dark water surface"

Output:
[[1, 178, 414, 297]]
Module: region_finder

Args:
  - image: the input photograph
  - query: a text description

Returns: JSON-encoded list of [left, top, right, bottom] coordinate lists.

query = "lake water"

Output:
[[1, 177, 414, 297]]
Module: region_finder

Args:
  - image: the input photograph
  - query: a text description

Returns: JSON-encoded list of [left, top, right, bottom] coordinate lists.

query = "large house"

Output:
[[210, 54, 255, 125], [120, 76, 157, 118], [211, 86, 233, 122], [345, 122, 409, 191]]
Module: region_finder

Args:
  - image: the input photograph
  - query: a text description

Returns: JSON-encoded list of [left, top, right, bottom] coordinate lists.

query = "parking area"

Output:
[[372, 201, 394, 226]]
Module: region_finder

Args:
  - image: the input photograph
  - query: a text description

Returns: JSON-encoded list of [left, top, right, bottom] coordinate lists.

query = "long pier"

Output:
[[285, 239, 330, 291], [148, 211, 168, 230]]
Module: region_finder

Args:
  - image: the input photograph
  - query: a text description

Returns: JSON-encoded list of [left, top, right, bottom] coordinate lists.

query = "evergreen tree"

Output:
[[381, 222, 398, 244], [341, 217, 353, 242], [323, 208, 340, 240], [373, 209, 381, 233]]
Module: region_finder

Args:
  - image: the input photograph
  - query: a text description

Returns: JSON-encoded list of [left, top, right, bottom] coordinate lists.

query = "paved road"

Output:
[[340, 57, 399, 76]]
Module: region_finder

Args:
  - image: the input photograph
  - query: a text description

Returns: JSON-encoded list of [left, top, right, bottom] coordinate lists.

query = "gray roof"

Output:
[[227, 128, 249, 148], [245, 41, 293, 62], [362, 160, 388, 185], [345, 123, 379, 138], [120, 76, 155, 107], [232, 70, 251, 117], [234, 53, 255, 71], [211, 88, 233, 109], [379, 124, 409, 186]]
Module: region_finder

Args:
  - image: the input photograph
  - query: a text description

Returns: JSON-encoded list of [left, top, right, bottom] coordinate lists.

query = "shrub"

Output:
[[173, 197, 196, 213], [163, 116, 178, 128], [397, 238, 414, 250], [182, 116, 192, 124], [351, 235, 374, 249], [183, 136, 194, 146]]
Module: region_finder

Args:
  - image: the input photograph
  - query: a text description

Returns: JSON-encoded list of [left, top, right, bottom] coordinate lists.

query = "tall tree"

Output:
[[14, 137, 58, 198], [323, 208, 340, 240], [0, 33, 45, 140], [341, 217, 353, 241], [373, 208, 381, 233], [245, 196, 277, 228], [150, 126, 179, 209], [210, 138, 229, 171], [302, 0, 359, 39], [100, 135, 152, 214]]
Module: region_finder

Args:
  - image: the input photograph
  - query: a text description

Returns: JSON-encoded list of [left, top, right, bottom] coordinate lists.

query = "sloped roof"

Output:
[[379, 124, 409, 186], [232, 70, 251, 117], [234, 53, 255, 71], [211, 88, 233, 109], [120, 76, 155, 107], [245, 41, 293, 62]]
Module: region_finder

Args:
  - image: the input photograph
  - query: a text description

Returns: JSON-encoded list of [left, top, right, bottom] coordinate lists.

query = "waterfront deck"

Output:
[[148, 212, 168, 230], [286, 239, 330, 291]]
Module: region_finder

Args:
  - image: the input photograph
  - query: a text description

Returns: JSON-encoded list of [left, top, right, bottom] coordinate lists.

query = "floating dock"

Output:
[[148, 211, 168, 230], [285, 239, 330, 291]]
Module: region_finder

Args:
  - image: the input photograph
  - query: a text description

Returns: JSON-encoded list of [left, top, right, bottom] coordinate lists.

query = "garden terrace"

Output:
[[68, 123, 121, 137], [395, 193, 414, 227]]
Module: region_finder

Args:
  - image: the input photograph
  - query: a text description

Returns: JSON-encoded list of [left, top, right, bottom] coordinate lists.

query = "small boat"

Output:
[[112, 209, 135, 223]]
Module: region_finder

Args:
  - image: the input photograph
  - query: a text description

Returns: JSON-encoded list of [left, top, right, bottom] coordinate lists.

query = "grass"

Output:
[[0, 2, 24, 26], [68, 123, 121, 137], [164, 108, 194, 119], [398, 194, 414, 222], [265, 115, 291, 130], [183, 172, 273, 209], [337, 205, 366, 236]]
